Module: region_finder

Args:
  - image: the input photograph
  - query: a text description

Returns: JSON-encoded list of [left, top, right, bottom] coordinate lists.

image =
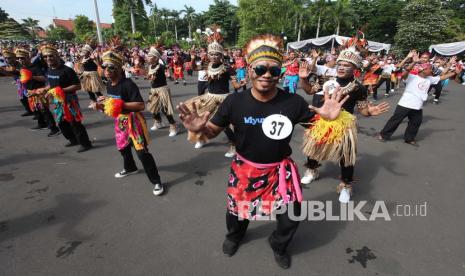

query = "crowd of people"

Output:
[[1, 32, 464, 269]]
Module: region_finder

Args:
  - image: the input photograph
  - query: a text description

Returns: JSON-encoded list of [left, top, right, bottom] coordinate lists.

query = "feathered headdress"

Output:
[[206, 25, 224, 54], [15, 48, 30, 58], [109, 36, 124, 52], [40, 44, 58, 56], [244, 34, 284, 65], [336, 31, 367, 68]]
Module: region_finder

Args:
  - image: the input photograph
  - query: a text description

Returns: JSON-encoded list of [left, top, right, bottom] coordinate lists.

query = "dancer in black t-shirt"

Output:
[[146, 47, 177, 137], [39, 44, 92, 152], [77, 45, 105, 108], [185, 29, 245, 156], [178, 34, 349, 269], [299, 33, 389, 203], [15, 48, 60, 135], [94, 50, 164, 196]]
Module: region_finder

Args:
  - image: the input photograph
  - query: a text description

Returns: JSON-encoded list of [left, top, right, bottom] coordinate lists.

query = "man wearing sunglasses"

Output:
[[94, 51, 164, 196], [15, 48, 60, 136], [178, 34, 350, 269], [39, 44, 92, 153]]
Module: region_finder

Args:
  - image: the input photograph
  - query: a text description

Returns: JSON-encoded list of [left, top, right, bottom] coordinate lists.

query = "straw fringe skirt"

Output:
[[81, 71, 105, 93], [302, 113, 358, 166], [146, 86, 175, 116]]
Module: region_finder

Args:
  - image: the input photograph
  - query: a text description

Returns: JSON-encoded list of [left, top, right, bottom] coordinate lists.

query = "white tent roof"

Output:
[[288, 34, 391, 52], [429, 41, 465, 56]]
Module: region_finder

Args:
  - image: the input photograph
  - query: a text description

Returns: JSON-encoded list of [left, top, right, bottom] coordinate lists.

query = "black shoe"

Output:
[[222, 239, 239, 257], [30, 125, 48, 131], [268, 236, 291, 269], [47, 129, 61, 137], [65, 141, 79, 147], [21, 112, 33, 117], [32, 114, 39, 120], [77, 145, 92, 153], [272, 250, 291, 269], [404, 140, 419, 147]]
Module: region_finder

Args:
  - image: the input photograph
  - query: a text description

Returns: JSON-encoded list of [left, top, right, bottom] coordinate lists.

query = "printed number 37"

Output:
[[270, 121, 284, 136]]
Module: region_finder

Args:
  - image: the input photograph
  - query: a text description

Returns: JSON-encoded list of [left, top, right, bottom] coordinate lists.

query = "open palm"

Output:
[[177, 102, 210, 132], [310, 87, 349, 120]]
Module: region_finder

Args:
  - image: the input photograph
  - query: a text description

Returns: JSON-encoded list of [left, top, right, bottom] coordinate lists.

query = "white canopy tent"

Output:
[[287, 34, 391, 53], [429, 41, 465, 56]]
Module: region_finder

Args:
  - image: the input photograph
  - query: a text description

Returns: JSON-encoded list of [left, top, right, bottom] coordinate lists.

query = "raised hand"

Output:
[[367, 102, 390, 116], [311, 49, 319, 59], [412, 53, 420, 63], [298, 61, 312, 79], [406, 50, 416, 59], [309, 86, 349, 120], [177, 102, 210, 132]]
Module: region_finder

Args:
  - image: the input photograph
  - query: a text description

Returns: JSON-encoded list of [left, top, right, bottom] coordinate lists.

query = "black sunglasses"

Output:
[[101, 65, 117, 71], [253, 65, 281, 77]]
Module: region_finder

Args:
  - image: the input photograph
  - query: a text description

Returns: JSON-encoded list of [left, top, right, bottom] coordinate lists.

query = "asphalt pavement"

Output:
[[0, 74, 464, 276]]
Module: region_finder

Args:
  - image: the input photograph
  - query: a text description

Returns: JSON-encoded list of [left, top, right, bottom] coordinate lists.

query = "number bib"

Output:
[[262, 114, 293, 140]]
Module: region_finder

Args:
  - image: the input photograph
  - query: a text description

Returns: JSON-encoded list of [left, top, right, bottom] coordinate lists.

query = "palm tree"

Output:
[[180, 5, 195, 40], [170, 10, 180, 42], [159, 8, 171, 32], [332, 0, 352, 36], [149, 3, 159, 36], [312, 0, 329, 38], [113, 0, 151, 34], [22, 17, 39, 39]]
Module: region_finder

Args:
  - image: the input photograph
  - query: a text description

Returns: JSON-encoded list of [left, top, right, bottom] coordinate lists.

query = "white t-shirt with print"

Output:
[[398, 74, 440, 110], [315, 65, 337, 95]]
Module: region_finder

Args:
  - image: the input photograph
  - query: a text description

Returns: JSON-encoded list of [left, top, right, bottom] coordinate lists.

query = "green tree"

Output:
[[0, 18, 30, 40], [0, 7, 9, 22], [181, 5, 196, 39], [311, 0, 330, 38], [237, 0, 289, 46], [113, 0, 151, 35], [46, 25, 75, 41], [74, 15, 95, 42], [22, 17, 39, 39], [394, 0, 449, 55], [204, 0, 239, 45]]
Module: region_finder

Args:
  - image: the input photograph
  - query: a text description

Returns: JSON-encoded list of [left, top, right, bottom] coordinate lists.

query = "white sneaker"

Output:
[[390, 89, 394, 93], [339, 187, 351, 203], [114, 169, 138, 178], [301, 169, 319, 185], [168, 125, 178, 137], [461, 82, 465, 86], [224, 146, 236, 158], [150, 122, 163, 131], [194, 141, 205, 149], [153, 183, 164, 196]]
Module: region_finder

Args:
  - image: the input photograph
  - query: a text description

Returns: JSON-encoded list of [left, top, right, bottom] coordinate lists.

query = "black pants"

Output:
[[35, 108, 59, 131], [119, 143, 161, 185], [58, 120, 91, 147], [87, 91, 103, 102], [198, 81, 208, 96], [225, 202, 301, 254], [374, 77, 391, 96], [306, 158, 354, 184], [380, 105, 422, 142], [428, 82, 443, 100], [20, 97, 32, 114], [153, 113, 176, 125]]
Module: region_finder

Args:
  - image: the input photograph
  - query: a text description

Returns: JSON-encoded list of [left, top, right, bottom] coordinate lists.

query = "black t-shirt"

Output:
[[106, 77, 144, 103], [208, 67, 231, 94], [82, 59, 98, 71], [312, 77, 368, 114], [211, 88, 314, 163], [23, 64, 45, 90], [46, 63, 80, 91], [150, 64, 167, 88]]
